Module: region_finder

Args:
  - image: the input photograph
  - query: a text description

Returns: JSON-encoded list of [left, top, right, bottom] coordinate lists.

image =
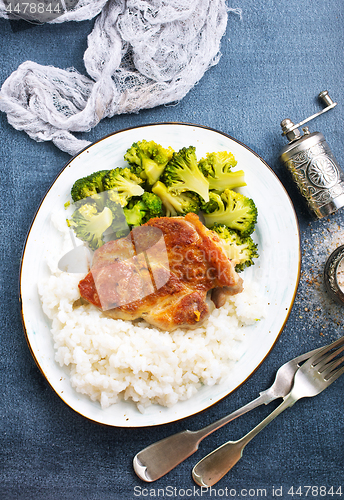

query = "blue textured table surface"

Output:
[[1, 2, 343, 499]]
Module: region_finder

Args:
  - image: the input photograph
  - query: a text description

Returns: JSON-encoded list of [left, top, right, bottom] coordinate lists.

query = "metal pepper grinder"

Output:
[[279, 90, 344, 219]]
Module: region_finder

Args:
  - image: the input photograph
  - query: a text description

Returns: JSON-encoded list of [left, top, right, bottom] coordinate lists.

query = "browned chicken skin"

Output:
[[78, 213, 243, 331]]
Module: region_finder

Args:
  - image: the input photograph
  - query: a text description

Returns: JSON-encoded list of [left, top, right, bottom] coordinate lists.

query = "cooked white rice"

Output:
[[38, 211, 265, 412]]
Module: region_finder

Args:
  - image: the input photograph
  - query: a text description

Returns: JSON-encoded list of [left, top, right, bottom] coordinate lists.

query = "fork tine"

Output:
[[317, 345, 344, 372], [310, 336, 344, 367], [322, 355, 344, 380], [325, 364, 344, 384]]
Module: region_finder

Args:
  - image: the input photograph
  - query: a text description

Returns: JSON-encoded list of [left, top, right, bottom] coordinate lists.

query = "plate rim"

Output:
[[19, 121, 301, 427]]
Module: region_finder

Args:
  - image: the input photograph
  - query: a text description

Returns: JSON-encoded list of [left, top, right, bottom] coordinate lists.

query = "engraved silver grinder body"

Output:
[[279, 91, 344, 219]]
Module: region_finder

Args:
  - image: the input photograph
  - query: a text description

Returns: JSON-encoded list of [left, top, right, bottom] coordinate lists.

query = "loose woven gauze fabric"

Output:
[[0, 0, 238, 155]]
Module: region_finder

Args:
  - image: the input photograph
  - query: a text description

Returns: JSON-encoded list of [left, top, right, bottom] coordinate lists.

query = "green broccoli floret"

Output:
[[152, 181, 200, 217], [212, 224, 259, 272], [67, 204, 113, 250], [161, 146, 210, 202], [200, 191, 223, 214], [123, 201, 147, 226], [141, 192, 163, 218], [71, 170, 109, 202], [105, 198, 130, 238], [124, 140, 174, 185], [122, 192, 164, 227], [102, 167, 144, 207], [202, 188, 258, 237], [198, 151, 246, 192]]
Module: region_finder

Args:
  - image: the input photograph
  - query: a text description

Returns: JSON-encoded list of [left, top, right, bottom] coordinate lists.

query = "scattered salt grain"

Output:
[[294, 212, 344, 338]]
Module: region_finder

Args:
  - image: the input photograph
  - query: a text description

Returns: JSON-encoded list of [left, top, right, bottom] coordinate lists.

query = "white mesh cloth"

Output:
[[0, 0, 239, 155]]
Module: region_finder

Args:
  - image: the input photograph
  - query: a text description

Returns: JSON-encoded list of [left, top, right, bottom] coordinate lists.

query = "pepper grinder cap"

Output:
[[324, 245, 344, 305], [279, 91, 344, 219]]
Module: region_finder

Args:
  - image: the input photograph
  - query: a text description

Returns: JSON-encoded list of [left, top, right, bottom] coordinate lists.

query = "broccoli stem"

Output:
[[171, 167, 209, 203], [85, 207, 113, 236], [208, 171, 246, 192], [152, 182, 179, 216]]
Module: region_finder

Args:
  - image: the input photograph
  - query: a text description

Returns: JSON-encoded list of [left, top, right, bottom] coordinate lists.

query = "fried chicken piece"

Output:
[[78, 213, 243, 331]]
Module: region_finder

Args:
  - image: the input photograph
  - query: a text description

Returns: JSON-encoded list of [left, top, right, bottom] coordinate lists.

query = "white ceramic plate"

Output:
[[20, 123, 300, 427]]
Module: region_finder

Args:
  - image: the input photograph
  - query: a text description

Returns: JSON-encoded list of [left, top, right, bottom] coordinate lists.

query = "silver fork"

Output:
[[192, 336, 344, 487], [133, 346, 323, 482]]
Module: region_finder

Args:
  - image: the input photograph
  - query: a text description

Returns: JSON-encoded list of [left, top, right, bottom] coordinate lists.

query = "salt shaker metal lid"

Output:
[[279, 91, 344, 219]]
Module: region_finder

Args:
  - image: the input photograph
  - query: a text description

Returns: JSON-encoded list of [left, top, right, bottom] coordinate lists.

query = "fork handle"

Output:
[[195, 390, 273, 440], [192, 394, 296, 487], [134, 391, 276, 482], [239, 393, 296, 448]]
